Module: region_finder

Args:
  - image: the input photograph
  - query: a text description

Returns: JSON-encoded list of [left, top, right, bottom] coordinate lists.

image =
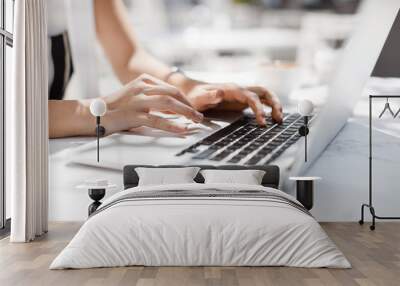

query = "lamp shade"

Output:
[[90, 99, 107, 117], [298, 100, 314, 116]]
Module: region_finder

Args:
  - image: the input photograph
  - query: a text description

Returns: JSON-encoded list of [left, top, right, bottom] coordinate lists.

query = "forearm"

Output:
[[95, 0, 168, 83], [94, 0, 198, 93], [49, 100, 95, 138], [123, 49, 200, 92], [120, 48, 170, 84]]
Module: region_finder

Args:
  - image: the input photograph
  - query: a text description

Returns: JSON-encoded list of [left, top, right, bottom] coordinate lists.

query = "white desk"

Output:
[[49, 138, 124, 221]]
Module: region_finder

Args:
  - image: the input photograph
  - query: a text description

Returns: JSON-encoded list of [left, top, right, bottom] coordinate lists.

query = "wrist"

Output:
[[165, 69, 200, 94], [76, 100, 97, 136]]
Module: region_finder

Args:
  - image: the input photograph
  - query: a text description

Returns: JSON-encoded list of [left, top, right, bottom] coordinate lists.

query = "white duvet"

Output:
[[50, 183, 350, 269]]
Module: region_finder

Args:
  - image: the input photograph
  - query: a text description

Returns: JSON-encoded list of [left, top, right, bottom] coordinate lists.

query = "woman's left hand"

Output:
[[184, 83, 283, 126]]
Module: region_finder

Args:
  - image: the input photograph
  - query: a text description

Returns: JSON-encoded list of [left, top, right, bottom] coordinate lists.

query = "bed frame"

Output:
[[123, 165, 280, 189]]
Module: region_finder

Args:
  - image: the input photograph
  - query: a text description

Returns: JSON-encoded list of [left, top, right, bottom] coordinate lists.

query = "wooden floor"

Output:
[[0, 222, 399, 286]]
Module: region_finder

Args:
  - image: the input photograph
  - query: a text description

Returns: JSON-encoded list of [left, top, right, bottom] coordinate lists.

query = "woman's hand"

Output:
[[99, 74, 204, 135], [48, 74, 206, 138], [185, 83, 283, 126]]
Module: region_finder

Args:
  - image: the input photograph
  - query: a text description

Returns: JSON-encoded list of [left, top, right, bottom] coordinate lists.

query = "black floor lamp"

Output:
[[90, 99, 107, 162]]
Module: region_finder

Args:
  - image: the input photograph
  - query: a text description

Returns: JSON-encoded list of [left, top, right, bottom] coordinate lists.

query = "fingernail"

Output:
[[195, 112, 204, 122]]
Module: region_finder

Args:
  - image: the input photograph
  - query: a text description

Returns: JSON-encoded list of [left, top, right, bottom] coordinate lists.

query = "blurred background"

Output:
[[93, 0, 361, 105]]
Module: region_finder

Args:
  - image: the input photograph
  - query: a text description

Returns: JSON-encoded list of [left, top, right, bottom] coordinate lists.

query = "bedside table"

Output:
[[289, 177, 321, 210], [77, 180, 116, 216]]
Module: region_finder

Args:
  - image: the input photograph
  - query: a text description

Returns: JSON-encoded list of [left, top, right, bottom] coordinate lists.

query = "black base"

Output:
[[359, 203, 400, 231], [296, 181, 313, 211], [88, 188, 106, 216]]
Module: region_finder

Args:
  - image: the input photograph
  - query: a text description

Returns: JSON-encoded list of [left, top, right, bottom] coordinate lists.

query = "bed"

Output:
[[50, 165, 350, 269]]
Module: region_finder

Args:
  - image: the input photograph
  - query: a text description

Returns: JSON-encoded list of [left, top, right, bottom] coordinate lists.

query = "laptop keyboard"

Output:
[[176, 113, 305, 165]]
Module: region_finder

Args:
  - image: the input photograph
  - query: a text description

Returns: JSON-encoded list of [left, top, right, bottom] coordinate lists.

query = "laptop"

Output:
[[69, 0, 399, 182]]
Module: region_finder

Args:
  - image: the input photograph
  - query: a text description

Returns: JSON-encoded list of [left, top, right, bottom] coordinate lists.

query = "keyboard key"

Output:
[[185, 147, 200, 153], [245, 155, 265, 165], [228, 158, 242, 163], [192, 148, 217, 159], [210, 151, 231, 161], [199, 118, 249, 145], [208, 145, 220, 150]]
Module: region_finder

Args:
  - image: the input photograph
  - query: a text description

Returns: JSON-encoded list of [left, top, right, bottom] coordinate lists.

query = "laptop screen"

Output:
[[371, 10, 400, 78], [287, 0, 399, 181]]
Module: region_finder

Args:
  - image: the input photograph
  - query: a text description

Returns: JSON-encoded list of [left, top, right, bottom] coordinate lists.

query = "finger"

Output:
[[132, 74, 193, 107], [261, 97, 283, 124], [138, 74, 194, 106], [137, 113, 189, 134], [137, 73, 161, 85], [141, 95, 203, 123], [271, 102, 283, 124], [244, 91, 266, 126], [247, 86, 283, 123], [140, 85, 193, 107], [139, 73, 170, 86]]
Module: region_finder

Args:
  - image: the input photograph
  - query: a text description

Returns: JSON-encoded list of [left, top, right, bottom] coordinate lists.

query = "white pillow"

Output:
[[200, 169, 266, 185], [135, 167, 200, 186]]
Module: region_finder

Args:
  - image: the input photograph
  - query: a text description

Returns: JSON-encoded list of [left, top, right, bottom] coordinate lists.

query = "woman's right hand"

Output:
[[90, 74, 204, 135]]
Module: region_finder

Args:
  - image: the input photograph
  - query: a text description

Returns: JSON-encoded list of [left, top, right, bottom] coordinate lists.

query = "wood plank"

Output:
[[0, 222, 399, 286]]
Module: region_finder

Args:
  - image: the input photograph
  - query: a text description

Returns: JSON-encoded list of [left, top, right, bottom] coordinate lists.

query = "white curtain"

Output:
[[8, 0, 49, 242]]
